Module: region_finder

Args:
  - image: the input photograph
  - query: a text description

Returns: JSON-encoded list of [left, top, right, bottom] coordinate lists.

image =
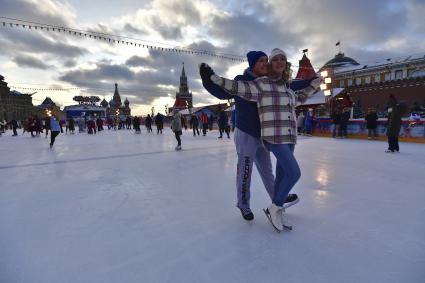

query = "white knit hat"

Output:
[[269, 48, 287, 61]]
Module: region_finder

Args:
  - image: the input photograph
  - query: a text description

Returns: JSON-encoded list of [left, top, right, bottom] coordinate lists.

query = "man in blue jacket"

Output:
[[203, 51, 311, 221]]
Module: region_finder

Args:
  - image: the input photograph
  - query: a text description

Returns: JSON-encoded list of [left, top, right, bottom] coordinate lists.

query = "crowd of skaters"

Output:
[[0, 109, 234, 150]]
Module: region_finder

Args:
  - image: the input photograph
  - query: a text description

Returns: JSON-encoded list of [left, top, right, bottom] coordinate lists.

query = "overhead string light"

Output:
[[8, 84, 177, 96], [0, 16, 247, 62]]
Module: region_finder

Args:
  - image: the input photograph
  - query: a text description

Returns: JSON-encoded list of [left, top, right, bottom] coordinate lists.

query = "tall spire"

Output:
[[113, 82, 122, 106], [174, 62, 192, 110], [180, 62, 187, 87], [181, 62, 186, 78]]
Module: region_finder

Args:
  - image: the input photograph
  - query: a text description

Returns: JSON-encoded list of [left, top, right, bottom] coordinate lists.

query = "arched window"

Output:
[[409, 69, 425, 78]]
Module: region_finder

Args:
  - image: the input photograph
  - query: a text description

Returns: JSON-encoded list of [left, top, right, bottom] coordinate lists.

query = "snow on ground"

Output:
[[0, 129, 424, 283]]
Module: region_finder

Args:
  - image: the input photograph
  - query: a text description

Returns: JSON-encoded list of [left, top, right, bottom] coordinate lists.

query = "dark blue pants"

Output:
[[265, 143, 301, 207]]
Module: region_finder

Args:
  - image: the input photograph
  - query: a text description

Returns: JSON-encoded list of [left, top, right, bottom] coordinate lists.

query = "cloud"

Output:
[[63, 59, 78, 68], [13, 54, 51, 69], [59, 62, 136, 85], [58, 40, 234, 107], [114, 0, 202, 40], [1, 0, 76, 26], [0, 29, 88, 58]]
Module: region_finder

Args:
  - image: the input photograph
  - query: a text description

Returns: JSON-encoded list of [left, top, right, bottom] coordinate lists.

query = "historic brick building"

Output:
[[0, 75, 38, 121], [319, 52, 425, 115]]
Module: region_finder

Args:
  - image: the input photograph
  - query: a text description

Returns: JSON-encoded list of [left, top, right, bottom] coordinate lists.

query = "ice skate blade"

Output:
[[263, 209, 293, 232], [263, 209, 282, 233]]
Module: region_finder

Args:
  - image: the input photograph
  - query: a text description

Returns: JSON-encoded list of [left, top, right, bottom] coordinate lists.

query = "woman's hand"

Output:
[[199, 63, 215, 83]]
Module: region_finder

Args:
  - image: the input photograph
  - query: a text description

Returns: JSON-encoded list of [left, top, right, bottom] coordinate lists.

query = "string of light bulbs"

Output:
[[0, 16, 246, 62]]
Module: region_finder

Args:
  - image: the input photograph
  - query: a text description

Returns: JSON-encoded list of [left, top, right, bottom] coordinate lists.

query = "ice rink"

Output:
[[1, 128, 424, 283]]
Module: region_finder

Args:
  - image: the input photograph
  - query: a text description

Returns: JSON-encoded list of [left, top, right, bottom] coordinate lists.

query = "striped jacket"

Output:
[[210, 74, 320, 144]]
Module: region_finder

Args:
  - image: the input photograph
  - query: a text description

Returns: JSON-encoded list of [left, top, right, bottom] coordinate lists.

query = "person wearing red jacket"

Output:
[[200, 112, 208, 136]]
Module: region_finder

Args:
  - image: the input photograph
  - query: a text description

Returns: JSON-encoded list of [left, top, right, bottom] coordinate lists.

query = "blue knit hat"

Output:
[[247, 51, 268, 71]]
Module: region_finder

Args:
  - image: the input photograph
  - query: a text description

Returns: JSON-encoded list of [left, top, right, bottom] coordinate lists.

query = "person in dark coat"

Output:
[[386, 100, 407, 153], [11, 119, 18, 136], [68, 118, 75, 134], [154, 114, 164, 134], [331, 110, 341, 138], [133, 116, 141, 133], [190, 114, 200, 136], [304, 110, 313, 136], [181, 115, 187, 131], [339, 108, 350, 138], [365, 108, 378, 140], [96, 118, 104, 132], [44, 116, 51, 138], [218, 110, 230, 139], [145, 114, 153, 133], [209, 114, 214, 131]]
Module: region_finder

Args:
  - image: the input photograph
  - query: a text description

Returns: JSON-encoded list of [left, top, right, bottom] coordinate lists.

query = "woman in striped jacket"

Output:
[[200, 48, 321, 231]]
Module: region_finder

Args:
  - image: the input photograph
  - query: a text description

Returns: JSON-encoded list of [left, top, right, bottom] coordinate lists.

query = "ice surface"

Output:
[[1, 129, 424, 283]]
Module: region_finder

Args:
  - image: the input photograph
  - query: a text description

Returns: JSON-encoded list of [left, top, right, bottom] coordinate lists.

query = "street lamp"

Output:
[[320, 69, 333, 116]]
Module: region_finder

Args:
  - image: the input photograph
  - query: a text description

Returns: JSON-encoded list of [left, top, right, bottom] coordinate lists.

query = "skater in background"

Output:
[[59, 119, 64, 133], [65, 119, 69, 134], [200, 47, 321, 231], [68, 118, 75, 134], [171, 109, 183, 150], [44, 116, 50, 138], [218, 109, 230, 139], [133, 116, 141, 134], [126, 117, 132, 130], [386, 96, 407, 153], [209, 114, 214, 131], [49, 115, 61, 148], [78, 117, 85, 133], [339, 107, 350, 138], [155, 113, 164, 134], [365, 108, 378, 140], [297, 112, 305, 135], [87, 118, 96, 134], [331, 109, 340, 138], [181, 115, 187, 131], [22, 118, 28, 135], [304, 109, 313, 136], [190, 113, 200, 136], [97, 117, 104, 132], [145, 114, 153, 133], [201, 112, 208, 136], [11, 119, 18, 136]]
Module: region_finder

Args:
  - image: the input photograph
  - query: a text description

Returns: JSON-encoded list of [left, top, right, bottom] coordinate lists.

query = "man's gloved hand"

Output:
[[199, 63, 215, 83]]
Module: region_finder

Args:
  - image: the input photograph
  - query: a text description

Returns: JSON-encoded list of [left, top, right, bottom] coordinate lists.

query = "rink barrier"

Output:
[[309, 119, 425, 144]]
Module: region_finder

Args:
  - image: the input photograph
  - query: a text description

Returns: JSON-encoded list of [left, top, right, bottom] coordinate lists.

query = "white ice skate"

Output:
[[281, 208, 292, 231], [263, 204, 284, 232], [175, 145, 182, 151]]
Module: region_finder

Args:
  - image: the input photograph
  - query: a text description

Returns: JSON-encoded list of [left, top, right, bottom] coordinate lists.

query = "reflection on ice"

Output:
[[316, 167, 329, 187], [313, 167, 330, 208]]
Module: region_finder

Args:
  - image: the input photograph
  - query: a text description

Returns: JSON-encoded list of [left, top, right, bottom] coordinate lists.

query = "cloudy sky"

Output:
[[1, 0, 424, 115]]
